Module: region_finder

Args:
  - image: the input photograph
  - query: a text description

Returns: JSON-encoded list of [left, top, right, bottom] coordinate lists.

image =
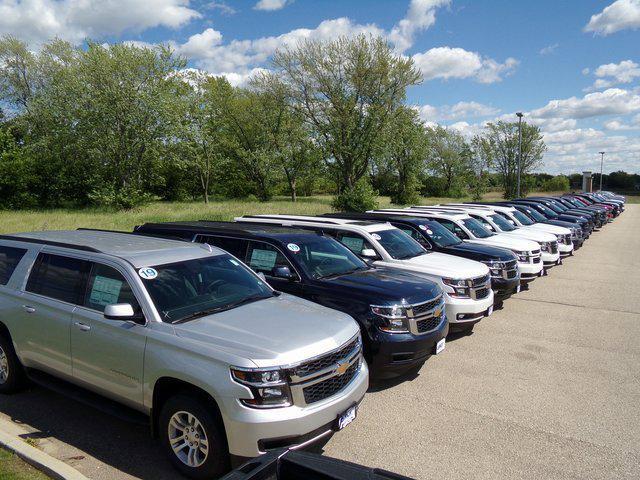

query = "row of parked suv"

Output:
[[0, 191, 625, 479]]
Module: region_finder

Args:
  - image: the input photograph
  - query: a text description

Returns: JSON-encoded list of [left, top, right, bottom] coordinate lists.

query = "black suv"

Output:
[[135, 221, 448, 379], [321, 212, 520, 300]]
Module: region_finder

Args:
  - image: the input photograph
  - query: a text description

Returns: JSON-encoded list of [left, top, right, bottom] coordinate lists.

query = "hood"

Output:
[[174, 294, 359, 368], [499, 229, 556, 242], [467, 233, 540, 252], [393, 251, 489, 279], [448, 242, 517, 262], [322, 267, 441, 304], [524, 224, 571, 235]]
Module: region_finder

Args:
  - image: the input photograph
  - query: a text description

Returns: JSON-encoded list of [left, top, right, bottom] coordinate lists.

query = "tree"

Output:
[[479, 121, 546, 198], [425, 126, 472, 195], [271, 35, 421, 205], [171, 71, 231, 203], [468, 135, 494, 200], [250, 74, 322, 202], [377, 106, 427, 205]]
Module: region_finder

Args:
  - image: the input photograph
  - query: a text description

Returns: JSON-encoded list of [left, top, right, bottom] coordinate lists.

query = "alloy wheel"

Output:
[[167, 411, 210, 468]]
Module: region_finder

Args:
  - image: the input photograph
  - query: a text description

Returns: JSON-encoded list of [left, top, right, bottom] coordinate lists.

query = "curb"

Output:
[[0, 418, 89, 480]]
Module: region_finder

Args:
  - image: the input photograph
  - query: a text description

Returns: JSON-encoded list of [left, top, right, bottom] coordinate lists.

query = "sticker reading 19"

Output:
[[138, 267, 158, 280], [287, 243, 300, 253]]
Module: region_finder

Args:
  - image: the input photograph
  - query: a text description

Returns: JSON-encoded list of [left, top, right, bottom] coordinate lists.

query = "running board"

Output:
[[26, 369, 149, 426]]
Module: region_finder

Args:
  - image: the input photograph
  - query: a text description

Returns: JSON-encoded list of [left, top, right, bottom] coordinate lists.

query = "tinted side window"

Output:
[[197, 235, 248, 259], [246, 242, 294, 276], [0, 246, 27, 285], [84, 263, 140, 312], [26, 253, 90, 304], [335, 233, 379, 258]]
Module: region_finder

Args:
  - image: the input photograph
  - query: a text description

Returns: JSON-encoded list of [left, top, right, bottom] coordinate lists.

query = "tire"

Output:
[[0, 333, 26, 394], [159, 394, 230, 480]]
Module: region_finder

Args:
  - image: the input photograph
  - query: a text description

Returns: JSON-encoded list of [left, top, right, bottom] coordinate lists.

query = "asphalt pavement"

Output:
[[1, 205, 639, 480]]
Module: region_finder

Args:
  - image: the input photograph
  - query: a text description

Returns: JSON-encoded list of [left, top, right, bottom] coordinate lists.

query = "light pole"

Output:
[[516, 112, 523, 197], [598, 151, 605, 191]]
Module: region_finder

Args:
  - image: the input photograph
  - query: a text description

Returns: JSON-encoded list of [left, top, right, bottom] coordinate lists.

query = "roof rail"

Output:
[[0, 234, 103, 253]]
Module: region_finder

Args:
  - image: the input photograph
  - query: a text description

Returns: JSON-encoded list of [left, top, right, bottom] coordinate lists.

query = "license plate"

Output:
[[487, 305, 494, 316], [435, 338, 446, 354], [516, 284, 521, 293], [337, 405, 357, 430]]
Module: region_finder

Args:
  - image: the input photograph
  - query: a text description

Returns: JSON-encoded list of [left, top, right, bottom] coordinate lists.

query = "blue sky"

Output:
[[2, 0, 640, 174]]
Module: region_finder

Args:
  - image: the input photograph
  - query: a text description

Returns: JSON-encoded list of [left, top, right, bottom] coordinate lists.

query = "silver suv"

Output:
[[0, 230, 367, 479]]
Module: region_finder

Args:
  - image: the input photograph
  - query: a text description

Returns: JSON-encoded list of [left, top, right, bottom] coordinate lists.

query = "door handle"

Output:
[[74, 322, 91, 332], [22, 305, 36, 314]]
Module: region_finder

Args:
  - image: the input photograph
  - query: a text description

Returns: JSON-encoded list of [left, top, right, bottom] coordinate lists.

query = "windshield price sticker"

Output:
[[419, 225, 427, 230], [427, 229, 433, 234], [371, 233, 382, 241], [138, 267, 158, 280], [287, 243, 300, 253]]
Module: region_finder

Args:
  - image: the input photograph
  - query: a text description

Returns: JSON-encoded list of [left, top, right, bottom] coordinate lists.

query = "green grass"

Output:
[[1, 191, 634, 234], [0, 449, 49, 480]]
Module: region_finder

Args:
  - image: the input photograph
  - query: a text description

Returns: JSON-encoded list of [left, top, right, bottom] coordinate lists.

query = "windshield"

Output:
[[490, 214, 517, 231], [419, 221, 461, 247], [142, 254, 274, 323], [523, 207, 545, 222], [292, 237, 368, 279], [374, 228, 427, 260], [511, 210, 534, 225], [462, 218, 493, 238], [543, 201, 563, 213]]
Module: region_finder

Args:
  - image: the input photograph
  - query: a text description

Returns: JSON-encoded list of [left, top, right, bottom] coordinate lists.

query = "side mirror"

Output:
[[361, 248, 377, 259], [273, 266, 296, 281], [104, 303, 145, 324]]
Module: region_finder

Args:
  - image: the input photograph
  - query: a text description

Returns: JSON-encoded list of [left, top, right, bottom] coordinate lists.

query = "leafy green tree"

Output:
[[468, 135, 494, 201], [378, 106, 427, 205], [542, 175, 570, 192], [271, 35, 421, 207], [250, 74, 322, 201], [425, 125, 472, 195], [479, 121, 546, 198]]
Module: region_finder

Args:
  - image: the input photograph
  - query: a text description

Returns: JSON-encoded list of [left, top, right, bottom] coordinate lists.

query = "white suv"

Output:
[[374, 209, 544, 281], [434, 205, 560, 268], [236, 215, 494, 332]]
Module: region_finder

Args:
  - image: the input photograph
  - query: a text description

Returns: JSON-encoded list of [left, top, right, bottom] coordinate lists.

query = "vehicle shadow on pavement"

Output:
[[0, 386, 177, 480]]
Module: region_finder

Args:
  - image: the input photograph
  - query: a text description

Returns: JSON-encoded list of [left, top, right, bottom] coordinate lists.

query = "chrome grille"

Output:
[[471, 274, 490, 287], [407, 295, 444, 335], [410, 295, 442, 316], [416, 316, 443, 333], [291, 337, 359, 378], [302, 361, 359, 405], [473, 287, 490, 299]]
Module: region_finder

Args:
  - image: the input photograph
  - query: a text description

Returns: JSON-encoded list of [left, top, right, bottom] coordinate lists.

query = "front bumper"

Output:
[[444, 289, 494, 325], [558, 242, 574, 257], [369, 319, 449, 379], [491, 276, 520, 299], [222, 361, 369, 457], [518, 259, 544, 280], [541, 250, 560, 266]]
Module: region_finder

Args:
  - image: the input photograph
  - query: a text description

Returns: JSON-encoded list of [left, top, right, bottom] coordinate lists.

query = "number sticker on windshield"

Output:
[[427, 229, 433, 234], [287, 243, 300, 253], [371, 233, 381, 241], [138, 267, 158, 280]]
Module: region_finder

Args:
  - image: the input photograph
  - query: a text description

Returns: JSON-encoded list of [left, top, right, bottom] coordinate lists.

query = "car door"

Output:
[[70, 261, 146, 407], [18, 252, 91, 377]]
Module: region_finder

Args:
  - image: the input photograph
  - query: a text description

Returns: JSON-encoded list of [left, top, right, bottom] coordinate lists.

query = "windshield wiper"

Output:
[[171, 294, 273, 324]]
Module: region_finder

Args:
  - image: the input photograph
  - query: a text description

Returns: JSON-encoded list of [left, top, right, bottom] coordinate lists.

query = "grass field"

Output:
[[0, 191, 635, 234], [0, 449, 49, 480]]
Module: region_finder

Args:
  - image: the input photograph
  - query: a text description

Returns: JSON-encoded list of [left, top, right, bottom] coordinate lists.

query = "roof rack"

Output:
[[239, 215, 347, 225], [0, 234, 103, 253]]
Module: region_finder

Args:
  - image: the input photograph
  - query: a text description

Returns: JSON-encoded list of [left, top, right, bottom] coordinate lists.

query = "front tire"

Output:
[[159, 394, 229, 480], [0, 333, 26, 394]]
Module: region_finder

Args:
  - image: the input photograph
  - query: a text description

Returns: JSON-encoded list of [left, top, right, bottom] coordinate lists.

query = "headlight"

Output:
[[231, 367, 292, 408], [371, 305, 409, 333], [539, 242, 549, 252], [442, 278, 470, 298], [515, 251, 529, 262]]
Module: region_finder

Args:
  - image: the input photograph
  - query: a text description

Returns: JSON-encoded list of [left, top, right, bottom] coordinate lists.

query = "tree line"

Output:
[[0, 34, 550, 211]]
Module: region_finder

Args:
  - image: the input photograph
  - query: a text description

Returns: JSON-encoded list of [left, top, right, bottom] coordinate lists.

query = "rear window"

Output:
[[0, 246, 27, 285], [26, 253, 90, 304]]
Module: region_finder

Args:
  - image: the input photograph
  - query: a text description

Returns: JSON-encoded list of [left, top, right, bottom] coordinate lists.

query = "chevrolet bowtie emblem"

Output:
[[335, 360, 349, 375], [434, 308, 441, 317]]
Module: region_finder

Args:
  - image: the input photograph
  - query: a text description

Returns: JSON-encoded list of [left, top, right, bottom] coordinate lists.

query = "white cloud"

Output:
[[0, 0, 201, 46], [254, 0, 292, 11], [175, 18, 384, 76], [389, 0, 451, 53], [530, 88, 640, 120], [412, 46, 518, 83], [417, 101, 499, 122], [207, 1, 236, 15], [539, 43, 559, 55], [584, 0, 640, 35]]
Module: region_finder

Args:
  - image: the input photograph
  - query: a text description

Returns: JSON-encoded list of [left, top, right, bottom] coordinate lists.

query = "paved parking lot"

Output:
[[1, 205, 639, 480]]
